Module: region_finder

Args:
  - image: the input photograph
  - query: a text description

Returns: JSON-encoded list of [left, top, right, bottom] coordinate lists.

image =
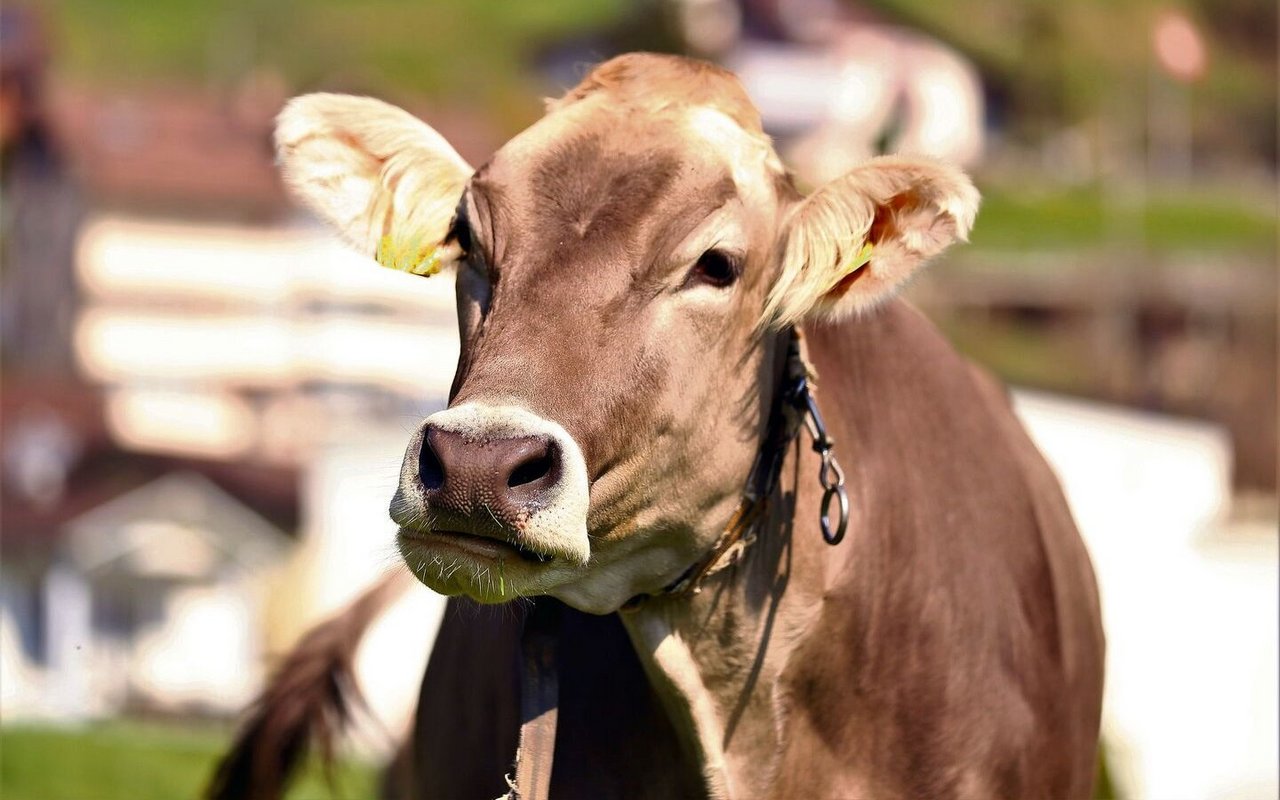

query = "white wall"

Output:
[[132, 579, 260, 712], [0, 572, 46, 719], [298, 429, 449, 758], [1014, 390, 1278, 800], [42, 563, 93, 720]]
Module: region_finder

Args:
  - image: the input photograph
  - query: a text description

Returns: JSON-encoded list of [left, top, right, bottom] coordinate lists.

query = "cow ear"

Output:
[[275, 93, 473, 276], [765, 156, 978, 326]]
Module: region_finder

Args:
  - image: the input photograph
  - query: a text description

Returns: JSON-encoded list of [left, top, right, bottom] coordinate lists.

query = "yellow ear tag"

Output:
[[845, 241, 874, 274], [825, 241, 875, 294], [377, 234, 444, 277]]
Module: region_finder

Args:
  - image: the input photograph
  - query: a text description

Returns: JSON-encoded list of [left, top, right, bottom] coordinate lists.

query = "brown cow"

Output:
[[209, 53, 1104, 800]]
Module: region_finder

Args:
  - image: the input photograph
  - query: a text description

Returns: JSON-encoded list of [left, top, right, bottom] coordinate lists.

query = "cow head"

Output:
[[276, 54, 978, 613]]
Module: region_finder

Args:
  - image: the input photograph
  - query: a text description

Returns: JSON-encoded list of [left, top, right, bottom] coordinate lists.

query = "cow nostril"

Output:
[[419, 435, 445, 491], [507, 449, 555, 488]]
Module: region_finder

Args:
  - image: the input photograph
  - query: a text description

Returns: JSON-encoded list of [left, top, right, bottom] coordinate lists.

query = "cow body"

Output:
[[212, 53, 1104, 800], [407, 302, 1103, 799]]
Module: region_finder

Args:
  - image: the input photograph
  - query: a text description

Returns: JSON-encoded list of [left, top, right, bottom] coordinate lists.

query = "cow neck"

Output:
[[615, 363, 833, 799], [510, 327, 841, 800], [614, 326, 848, 798], [656, 320, 855, 601], [637, 326, 803, 599]]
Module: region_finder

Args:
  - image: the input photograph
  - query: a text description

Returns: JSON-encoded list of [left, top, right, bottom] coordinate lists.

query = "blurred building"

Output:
[[906, 252, 1278, 491], [1, 44, 463, 728], [1016, 391, 1277, 800], [3, 473, 288, 719], [540, 0, 985, 186], [0, 5, 81, 378]]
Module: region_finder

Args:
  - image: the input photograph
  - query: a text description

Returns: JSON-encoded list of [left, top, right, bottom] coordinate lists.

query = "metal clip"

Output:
[[796, 378, 849, 546]]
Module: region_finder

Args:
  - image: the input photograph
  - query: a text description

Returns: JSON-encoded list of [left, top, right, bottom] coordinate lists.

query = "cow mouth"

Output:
[[398, 527, 554, 564]]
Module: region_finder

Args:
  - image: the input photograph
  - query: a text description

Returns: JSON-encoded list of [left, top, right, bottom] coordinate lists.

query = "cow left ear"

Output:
[[765, 156, 979, 326], [275, 93, 473, 276]]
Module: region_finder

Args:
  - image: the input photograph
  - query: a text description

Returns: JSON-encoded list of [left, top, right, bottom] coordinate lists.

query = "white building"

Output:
[[1, 472, 288, 719]]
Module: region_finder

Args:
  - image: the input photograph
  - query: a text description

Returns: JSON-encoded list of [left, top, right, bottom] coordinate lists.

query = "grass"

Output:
[[970, 181, 1277, 257], [0, 721, 378, 800], [0, 721, 1123, 799], [54, 0, 626, 104], [938, 316, 1100, 394]]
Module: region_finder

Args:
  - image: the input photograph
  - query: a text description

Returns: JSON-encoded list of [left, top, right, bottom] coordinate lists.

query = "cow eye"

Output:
[[690, 249, 740, 288]]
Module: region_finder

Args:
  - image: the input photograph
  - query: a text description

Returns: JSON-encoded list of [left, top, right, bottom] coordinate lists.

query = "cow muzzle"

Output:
[[391, 403, 591, 593]]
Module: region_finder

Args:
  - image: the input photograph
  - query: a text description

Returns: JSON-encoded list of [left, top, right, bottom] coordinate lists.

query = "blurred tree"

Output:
[[862, 0, 1276, 167], [46, 0, 1276, 167], [1, 5, 84, 378], [49, 0, 628, 130]]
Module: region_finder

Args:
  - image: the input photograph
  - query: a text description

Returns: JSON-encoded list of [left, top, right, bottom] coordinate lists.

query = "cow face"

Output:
[[276, 54, 977, 613]]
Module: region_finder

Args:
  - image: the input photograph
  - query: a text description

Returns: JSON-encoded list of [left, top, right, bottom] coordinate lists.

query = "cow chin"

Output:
[[396, 532, 590, 604], [396, 529, 669, 614]]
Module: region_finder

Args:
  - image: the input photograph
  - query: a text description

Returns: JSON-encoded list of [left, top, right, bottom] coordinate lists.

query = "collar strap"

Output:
[[660, 327, 826, 598], [510, 600, 561, 800]]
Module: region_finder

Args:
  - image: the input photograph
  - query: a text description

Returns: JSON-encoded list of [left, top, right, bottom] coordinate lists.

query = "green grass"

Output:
[[939, 316, 1100, 394], [49, 0, 630, 141], [0, 722, 378, 800], [971, 182, 1278, 257], [54, 0, 626, 105]]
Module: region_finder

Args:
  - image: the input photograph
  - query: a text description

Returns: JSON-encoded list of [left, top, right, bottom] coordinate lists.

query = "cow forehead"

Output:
[[481, 96, 783, 223], [682, 106, 785, 207]]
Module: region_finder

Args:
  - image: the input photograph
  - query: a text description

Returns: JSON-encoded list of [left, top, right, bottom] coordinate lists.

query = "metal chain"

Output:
[[657, 330, 851, 600], [816, 449, 849, 545], [797, 379, 849, 546]]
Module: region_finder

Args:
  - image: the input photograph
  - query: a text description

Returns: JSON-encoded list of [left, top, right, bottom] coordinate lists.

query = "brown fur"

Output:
[[546, 52, 765, 136], [398, 304, 1104, 799], [222, 53, 1103, 800]]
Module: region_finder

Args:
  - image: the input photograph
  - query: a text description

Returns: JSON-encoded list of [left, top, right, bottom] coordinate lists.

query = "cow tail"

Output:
[[204, 570, 413, 800]]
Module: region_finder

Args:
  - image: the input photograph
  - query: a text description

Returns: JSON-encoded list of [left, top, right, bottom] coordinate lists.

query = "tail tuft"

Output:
[[205, 572, 412, 800]]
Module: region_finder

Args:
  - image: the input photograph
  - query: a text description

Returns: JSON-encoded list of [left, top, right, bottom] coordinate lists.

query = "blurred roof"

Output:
[[1, 379, 300, 560], [46, 82, 501, 220], [65, 471, 289, 577], [49, 84, 287, 220]]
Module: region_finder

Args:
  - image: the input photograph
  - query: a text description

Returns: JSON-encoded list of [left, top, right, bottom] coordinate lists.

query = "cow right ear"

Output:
[[275, 93, 473, 276], [765, 156, 978, 326]]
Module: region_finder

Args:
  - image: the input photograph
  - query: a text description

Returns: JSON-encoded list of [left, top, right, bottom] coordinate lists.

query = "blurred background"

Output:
[[0, 1, 1274, 798]]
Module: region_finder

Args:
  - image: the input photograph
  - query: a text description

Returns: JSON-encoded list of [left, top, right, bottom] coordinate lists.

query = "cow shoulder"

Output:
[[779, 302, 1101, 797]]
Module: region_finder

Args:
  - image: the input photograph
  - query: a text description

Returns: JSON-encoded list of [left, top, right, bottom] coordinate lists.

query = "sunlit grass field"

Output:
[[972, 183, 1277, 256], [0, 722, 377, 800], [0, 721, 1122, 799]]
